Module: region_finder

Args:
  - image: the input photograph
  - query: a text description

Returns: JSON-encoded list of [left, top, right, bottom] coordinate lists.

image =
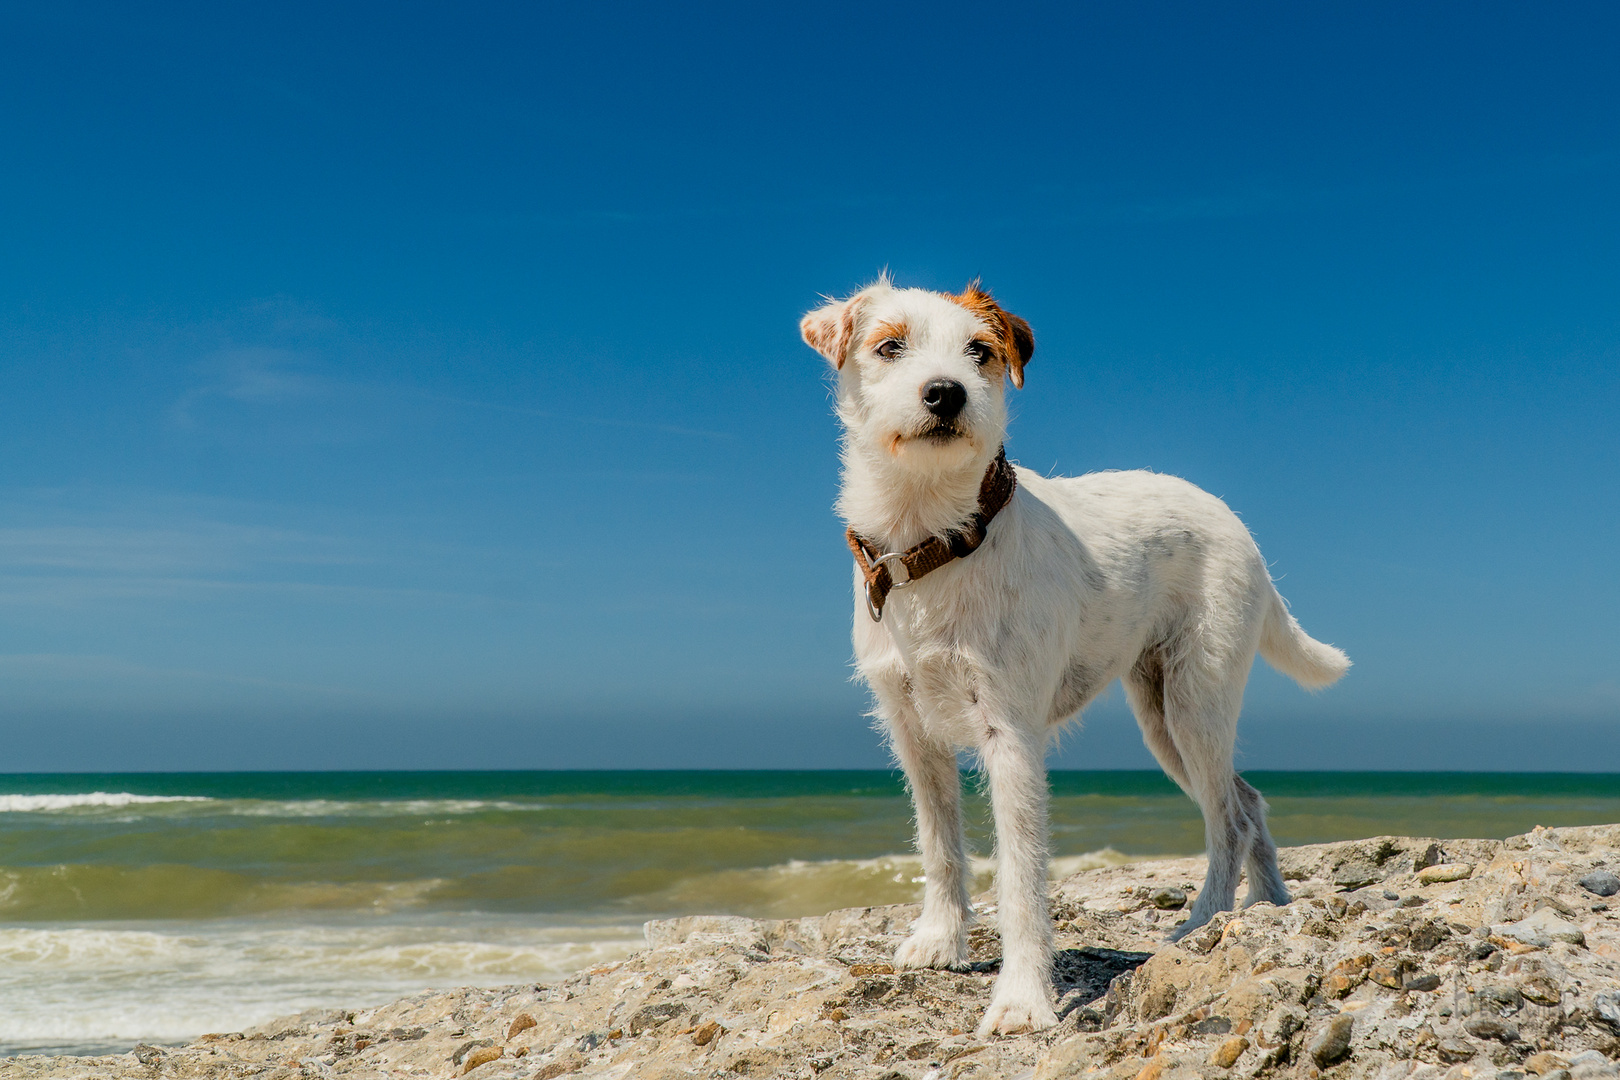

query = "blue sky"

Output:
[[1, 2, 1616, 770]]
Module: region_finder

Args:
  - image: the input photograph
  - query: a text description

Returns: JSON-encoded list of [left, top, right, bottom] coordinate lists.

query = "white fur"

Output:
[[802, 278, 1350, 1037]]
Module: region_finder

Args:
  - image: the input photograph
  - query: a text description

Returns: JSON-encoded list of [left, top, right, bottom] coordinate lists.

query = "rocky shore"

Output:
[[5, 824, 1619, 1080]]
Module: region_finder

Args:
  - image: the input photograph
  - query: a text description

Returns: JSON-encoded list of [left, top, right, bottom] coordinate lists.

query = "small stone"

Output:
[[1437, 1037, 1477, 1063], [1209, 1036, 1250, 1068], [1258, 1006, 1304, 1048], [1403, 973, 1442, 992], [533, 1053, 586, 1080], [1579, 870, 1620, 897], [452, 1039, 496, 1065], [507, 1013, 537, 1040], [627, 1002, 686, 1036], [1418, 863, 1475, 885], [1519, 975, 1561, 1006], [692, 1020, 724, 1046], [1324, 955, 1372, 997], [849, 963, 896, 976], [1593, 990, 1620, 1028], [1463, 1015, 1520, 1042], [1477, 985, 1523, 1012], [1150, 886, 1187, 909], [1334, 862, 1382, 889], [1525, 1052, 1571, 1076], [1308, 1013, 1354, 1066], [1416, 843, 1445, 869], [133, 1045, 165, 1066], [1384, 890, 1400, 901], [1368, 963, 1406, 988], [1501, 908, 1586, 948], [1410, 920, 1451, 950], [461, 1046, 502, 1074]]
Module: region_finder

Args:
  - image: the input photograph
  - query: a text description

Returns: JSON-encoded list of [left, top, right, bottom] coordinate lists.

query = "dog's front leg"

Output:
[[977, 719, 1058, 1036], [887, 712, 971, 971]]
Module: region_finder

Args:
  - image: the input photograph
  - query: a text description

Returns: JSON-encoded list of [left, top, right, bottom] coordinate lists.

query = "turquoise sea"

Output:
[[2, 770, 1618, 1055]]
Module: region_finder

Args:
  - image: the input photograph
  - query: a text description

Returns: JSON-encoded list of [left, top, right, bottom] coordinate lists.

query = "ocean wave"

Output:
[[624, 848, 1138, 919], [0, 793, 553, 819], [0, 919, 642, 1051], [0, 866, 449, 921], [0, 792, 211, 813], [219, 798, 551, 818]]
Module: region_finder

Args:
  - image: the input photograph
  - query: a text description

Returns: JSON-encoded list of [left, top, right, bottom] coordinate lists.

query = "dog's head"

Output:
[[801, 277, 1034, 474]]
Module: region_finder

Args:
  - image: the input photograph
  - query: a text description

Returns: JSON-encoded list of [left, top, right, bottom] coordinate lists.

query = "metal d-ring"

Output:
[[864, 552, 913, 623]]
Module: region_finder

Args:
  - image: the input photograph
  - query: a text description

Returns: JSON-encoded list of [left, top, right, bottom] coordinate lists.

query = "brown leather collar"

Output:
[[846, 447, 1017, 622]]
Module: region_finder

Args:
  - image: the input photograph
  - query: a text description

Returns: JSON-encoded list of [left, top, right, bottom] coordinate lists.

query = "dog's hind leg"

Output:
[[975, 718, 1058, 1036], [1123, 651, 1192, 794], [1157, 667, 1255, 943], [888, 711, 971, 971], [1236, 776, 1291, 907]]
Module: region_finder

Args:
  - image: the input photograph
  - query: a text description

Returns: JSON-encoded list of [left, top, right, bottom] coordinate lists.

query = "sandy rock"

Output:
[[1418, 862, 1475, 884], [6, 824, 1620, 1080], [506, 1012, 537, 1039], [461, 1045, 502, 1073], [1209, 1034, 1249, 1067]]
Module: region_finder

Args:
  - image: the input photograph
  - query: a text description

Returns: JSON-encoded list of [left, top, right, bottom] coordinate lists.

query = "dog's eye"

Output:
[[875, 339, 904, 360], [967, 340, 994, 364]]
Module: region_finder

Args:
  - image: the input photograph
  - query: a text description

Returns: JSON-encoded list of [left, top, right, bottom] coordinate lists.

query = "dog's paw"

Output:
[[894, 927, 967, 970], [976, 995, 1058, 1038], [1164, 914, 1207, 943]]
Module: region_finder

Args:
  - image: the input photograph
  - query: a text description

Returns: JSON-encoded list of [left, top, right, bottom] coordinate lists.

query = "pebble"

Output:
[[1465, 1015, 1521, 1043], [1500, 909, 1587, 948], [1209, 1035, 1249, 1068], [1309, 1014, 1355, 1066], [1593, 991, 1620, 1028], [1579, 871, 1620, 897], [461, 1046, 502, 1074], [506, 1012, 537, 1039], [1150, 886, 1187, 910], [1417, 863, 1474, 885]]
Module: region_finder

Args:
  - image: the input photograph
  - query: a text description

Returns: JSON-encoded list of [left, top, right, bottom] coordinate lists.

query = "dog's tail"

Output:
[[1259, 585, 1351, 690]]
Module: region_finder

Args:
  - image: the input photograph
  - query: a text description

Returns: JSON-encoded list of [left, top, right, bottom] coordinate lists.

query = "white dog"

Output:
[[800, 277, 1349, 1036]]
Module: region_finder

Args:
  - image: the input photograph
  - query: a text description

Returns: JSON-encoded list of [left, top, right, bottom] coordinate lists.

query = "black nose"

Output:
[[921, 379, 967, 420]]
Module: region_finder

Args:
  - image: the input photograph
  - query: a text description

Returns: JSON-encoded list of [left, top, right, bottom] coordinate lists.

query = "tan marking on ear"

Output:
[[799, 294, 868, 369], [941, 281, 1036, 389], [863, 320, 909, 352]]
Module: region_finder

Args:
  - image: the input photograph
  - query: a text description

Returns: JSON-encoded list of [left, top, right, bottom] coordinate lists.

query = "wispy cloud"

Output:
[[169, 346, 333, 426]]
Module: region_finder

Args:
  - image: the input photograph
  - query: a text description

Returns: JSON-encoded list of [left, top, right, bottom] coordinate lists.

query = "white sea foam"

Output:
[[0, 917, 642, 1054], [0, 793, 552, 818], [220, 799, 551, 817], [0, 793, 211, 813]]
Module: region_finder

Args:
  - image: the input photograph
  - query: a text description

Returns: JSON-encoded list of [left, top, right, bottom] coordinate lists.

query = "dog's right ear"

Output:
[[800, 294, 867, 369]]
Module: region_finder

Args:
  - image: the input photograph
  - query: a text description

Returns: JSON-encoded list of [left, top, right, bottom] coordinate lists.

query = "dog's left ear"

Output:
[[799, 294, 867, 369], [947, 282, 1036, 389], [1003, 312, 1034, 389]]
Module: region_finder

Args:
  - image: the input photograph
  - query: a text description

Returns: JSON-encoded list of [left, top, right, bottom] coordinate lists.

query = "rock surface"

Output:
[[5, 824, 1620, 1080]]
